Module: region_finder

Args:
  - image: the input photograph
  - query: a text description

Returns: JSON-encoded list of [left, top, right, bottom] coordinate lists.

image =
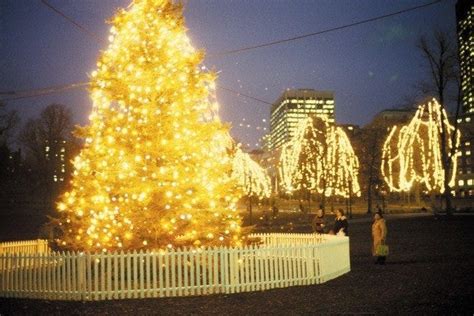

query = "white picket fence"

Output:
[[0, 239, 50, 255], [0, 234, 350, 301]]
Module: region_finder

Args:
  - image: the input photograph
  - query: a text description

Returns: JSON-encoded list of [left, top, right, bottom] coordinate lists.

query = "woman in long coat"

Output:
[[312, 208, 326, 234], [372, 211, 387, 264], [333, 209, 348, 236]]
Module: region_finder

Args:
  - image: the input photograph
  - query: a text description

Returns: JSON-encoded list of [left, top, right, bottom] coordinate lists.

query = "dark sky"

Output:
[[1, 0, 457, 149]]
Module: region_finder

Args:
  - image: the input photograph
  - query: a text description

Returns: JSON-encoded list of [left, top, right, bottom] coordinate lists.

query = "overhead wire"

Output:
[[40, 0, 102, 43], [0, 0, 100, 102], [0, 82, 89, 102], [3, 0, 444, 104], [208, 0, 443, 57], [217, 85, 273, 106]]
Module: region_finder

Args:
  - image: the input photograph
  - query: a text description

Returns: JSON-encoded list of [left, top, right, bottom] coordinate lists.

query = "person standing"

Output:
[[372, 210, 388, 264], [312, 207, 326, 234], [262, 210, 270, 228], [299, 201, 306, 214], [333, 209, 348, 236], [271, 202, 279, 217]]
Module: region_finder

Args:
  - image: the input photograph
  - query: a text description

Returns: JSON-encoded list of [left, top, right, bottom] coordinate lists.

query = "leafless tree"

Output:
[[0, 102, 20, 202], [417, 30, 460, 216], [418, 31, 458, 106], [0, 102, 19, 145], [354, 127, 384, 214], [18, 104, 76, 211], [19, 104, 73, 166]]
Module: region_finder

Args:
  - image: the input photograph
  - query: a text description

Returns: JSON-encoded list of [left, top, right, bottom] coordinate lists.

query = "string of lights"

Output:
[[279, 116, 360, 198], [232, 147, 271, 199], [381, 99, 461, 193]]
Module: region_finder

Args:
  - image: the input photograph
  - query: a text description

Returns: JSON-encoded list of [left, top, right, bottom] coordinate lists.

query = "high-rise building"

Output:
[[457, 0, 473, 115], [269, 89, 335, 150], [45, 139, 67, 183], [370, 108, 417, 126], [455, 0, 474, 197], [337, 124, 360, 140]]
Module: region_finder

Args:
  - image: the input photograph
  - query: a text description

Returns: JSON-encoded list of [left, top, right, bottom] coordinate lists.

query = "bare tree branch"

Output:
[[416, 30, 460, 216], [18, 104, 73, 166], [0, 102, 20, 144]]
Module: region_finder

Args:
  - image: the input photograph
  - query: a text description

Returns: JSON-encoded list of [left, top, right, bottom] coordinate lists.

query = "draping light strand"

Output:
[[231, 147, 271, 199], [381, 99, 461, 193], [278, 116, 360, 198]]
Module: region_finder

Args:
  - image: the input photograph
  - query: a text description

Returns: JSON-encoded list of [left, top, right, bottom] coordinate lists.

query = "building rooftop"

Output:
[[272, 89, 334, 111]]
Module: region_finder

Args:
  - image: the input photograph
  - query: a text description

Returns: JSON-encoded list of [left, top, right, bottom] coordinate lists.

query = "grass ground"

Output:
[[0, 213, 473, 315]]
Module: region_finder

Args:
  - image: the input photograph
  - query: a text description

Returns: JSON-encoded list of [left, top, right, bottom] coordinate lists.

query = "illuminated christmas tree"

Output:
[[381, 99, 461, 193], [56, 0, 242, 252], [279, 116, 360, 199]]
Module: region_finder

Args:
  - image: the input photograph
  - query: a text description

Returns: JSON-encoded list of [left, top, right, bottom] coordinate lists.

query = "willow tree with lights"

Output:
[[279, 117, 321, 195], [55, 0, 242, 252], [232, 148, 271, 199], [279, 116, 360, 208], [231, 147, 271, 224], [381, 99, 461, 196], [325, 125, 361, 198]]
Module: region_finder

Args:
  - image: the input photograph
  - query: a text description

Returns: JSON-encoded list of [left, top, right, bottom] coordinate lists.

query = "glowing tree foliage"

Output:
[[279, 116, 360, 198], [279, 118, 317, 193], [381, 99, 461, 193], [55, 0, 242, 252], [231, 147, 271, 199], [326, 126, 361, 198]]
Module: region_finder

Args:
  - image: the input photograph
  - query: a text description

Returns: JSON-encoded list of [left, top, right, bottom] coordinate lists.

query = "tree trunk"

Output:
[[439, 109, 453, 217], [321, 193, 326, 211], [307, 190, 311, 213], [415, 182, 421, 205], [367, 182, 373, 214], [248, 195, 253, 225], [430, 191, 437, 212]]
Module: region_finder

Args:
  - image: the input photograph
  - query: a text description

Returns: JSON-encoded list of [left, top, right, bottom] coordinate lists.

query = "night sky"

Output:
[[1, 0, 457, 149]]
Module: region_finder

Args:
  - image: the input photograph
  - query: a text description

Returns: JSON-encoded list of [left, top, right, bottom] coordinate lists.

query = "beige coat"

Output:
[[372, 218, 387, 256]]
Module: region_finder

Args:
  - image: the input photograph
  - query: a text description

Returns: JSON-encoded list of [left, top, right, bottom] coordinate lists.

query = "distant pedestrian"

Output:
[[262, 210, 270, 227], [299, 201, 306, 214], [312, 207, 326, 234], [272, 203, 279, 217], [376, 204, 382, 214], [372, 210, 388, 264], [333, 209, 348, 236]]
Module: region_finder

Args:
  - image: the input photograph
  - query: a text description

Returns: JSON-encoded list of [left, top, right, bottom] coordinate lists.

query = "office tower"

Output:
[[456, 0, 474, 196], [45, 139, 67, 183], [269, 89, 334, 150]]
